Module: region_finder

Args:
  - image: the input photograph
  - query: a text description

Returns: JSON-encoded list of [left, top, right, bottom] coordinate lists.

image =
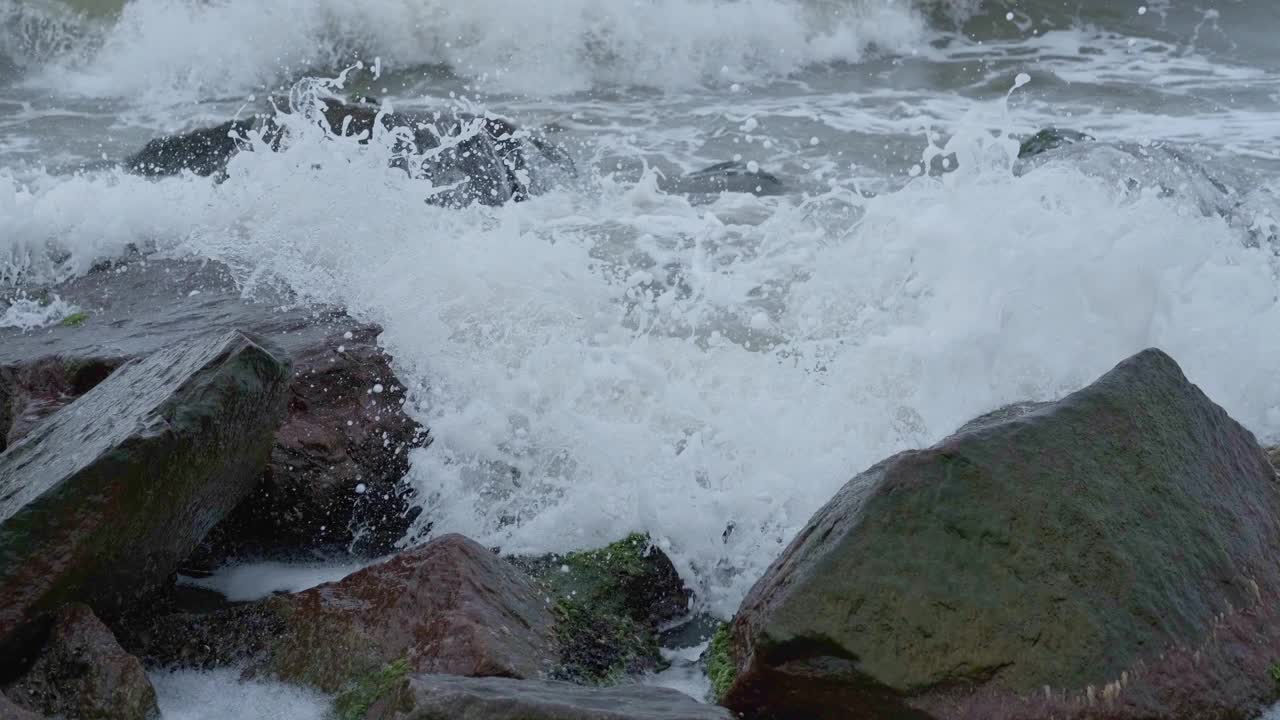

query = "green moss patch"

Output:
[[518, 533, 689, 686], [705, 623, 736, 702], [332, 658, 409, 720], [59, 312, 88, 328]]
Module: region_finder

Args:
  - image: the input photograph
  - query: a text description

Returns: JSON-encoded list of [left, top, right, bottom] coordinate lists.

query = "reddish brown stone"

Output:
[[121, 534, 556, 694], [6, 604, 158, 720]]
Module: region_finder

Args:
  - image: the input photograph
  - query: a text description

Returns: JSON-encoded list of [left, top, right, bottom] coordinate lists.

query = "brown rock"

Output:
[[6, 604, 158, 720], [121, 534, 556, 693], [724, 349, 1280, 720]]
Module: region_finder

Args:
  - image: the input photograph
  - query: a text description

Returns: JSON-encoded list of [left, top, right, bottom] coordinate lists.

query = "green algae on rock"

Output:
[[515, 534, 691, 685], [725, 349, 1280, 720]]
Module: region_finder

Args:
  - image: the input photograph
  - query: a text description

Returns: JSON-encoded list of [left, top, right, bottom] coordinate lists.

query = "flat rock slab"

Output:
[[1, 258, 427, 558], [122, 534, 556, 693], [5, 603, 158, 720], [0, 329, 290, 673], [726, 348, 1280, 720], [366, 674, 734, 720]]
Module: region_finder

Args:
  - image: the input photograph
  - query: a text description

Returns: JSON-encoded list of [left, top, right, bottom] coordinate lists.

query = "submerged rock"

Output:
[[515, 533, 692, 684], [723, 349, 1280, 720], [0, 330, 291, 675], [5, 604, 159, 720], [124, 118, 260, 179], [661, 160, 786, 197], [351, 673, 735, 720], [1016, 127, 1094, 159], [0, 259, 428, 561], [121, 534, 556, 692], [122, 98, 577, 207]]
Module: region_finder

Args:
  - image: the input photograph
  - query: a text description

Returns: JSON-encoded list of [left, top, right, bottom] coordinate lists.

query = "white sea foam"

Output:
[[177, 560, 371, 602], [2, 87, 1277, 617], [151, 668, 333, 720], [7, 0, 925, 101]]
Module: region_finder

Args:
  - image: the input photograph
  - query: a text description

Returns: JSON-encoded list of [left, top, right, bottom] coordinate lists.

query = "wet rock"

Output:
[[724, 348, 1280, 720], [1016, 127, 1094, 159], [0, 690, 43, 719], [0, 259, 428, 561], [515, 534, 692, 685], [350, 673, 735, 720], [662, 160, 786, 197], [5, 604, 159, 720], [124, 118, 258, 178], [120, 534, 556, 693], [122, 99, 576, 207], [0, 330, 291, 676]]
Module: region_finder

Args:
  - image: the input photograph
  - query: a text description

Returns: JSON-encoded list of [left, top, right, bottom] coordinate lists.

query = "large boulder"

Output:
[[0, 329, 290, 675], [347, 673, 734, 720], [723, 348, 1280, 719], [120, 534, 556, 693], [1, 258, 427, 560], [5, 603, 159, 720]]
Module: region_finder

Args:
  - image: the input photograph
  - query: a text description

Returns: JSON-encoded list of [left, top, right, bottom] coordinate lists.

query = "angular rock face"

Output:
[[356, 674, 735, 720], [724, 349, 1280, 720], [0, 330, 291, 674], [122, 534, 556, 693], [5, 604, 159, 720], [0, 259, 427, 560]]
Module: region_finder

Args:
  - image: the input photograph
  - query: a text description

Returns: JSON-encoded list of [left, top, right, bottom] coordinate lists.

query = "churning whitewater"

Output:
[[2, 0, 1280, 714]]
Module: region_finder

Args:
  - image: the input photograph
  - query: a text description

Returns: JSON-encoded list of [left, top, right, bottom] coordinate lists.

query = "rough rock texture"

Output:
[[515, 534, 692, 684], [724, 348, 1280, 720], [5, 604, 159, 720], [0, 690, 43, 720], [120, 534, 556, 693], [0, 259, 427, 560], [354, 674, 735, 720], [0, 330, 290, 676]]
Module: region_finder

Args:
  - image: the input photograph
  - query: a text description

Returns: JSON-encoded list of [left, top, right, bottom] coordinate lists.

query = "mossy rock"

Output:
[[703, 623, 736, 703], [332, 658, 409, 720], [516, 534, 691, 685], [58, 311, 88, 328]]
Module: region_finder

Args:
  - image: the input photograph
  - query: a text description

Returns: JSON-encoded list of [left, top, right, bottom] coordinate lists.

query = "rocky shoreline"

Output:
[[2, 257, 1278, 719]]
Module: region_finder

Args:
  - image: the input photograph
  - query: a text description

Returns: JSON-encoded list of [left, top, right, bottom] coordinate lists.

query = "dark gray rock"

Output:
[[122, 99, 577, 208], [724, 348, 1280, 720], [358, 674, 734, 720], [1016, 127, 1094, 159], [661, 161, 786, 197], [0, 329, 291, 675], [1, 258, 428, 561], [0, 690, 43, 719], [5, 604, 159, 720]]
